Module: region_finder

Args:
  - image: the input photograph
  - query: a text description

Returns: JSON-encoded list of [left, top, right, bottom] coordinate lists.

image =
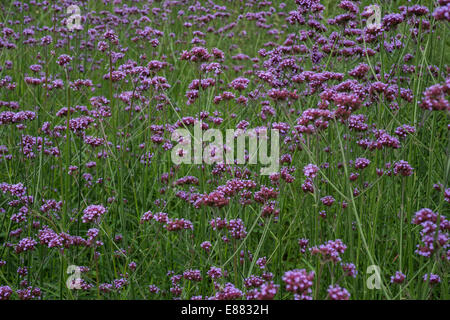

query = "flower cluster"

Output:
[[282, 269, 315, 299], [412, 208, 449, 259], [310, 239, 347, 263], [82, 205, 107, 224]]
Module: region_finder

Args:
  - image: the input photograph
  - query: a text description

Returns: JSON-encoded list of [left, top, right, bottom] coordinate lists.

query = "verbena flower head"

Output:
[[391, 271, 406, 284], [310, 239, 347, 263], [303, 164, 319, 178], [82, 205, 107, 224], [327, 284, 350, 300], [0, 286, 13, 300], [282, 269, 315, 296], [423, 273, 441, 285]]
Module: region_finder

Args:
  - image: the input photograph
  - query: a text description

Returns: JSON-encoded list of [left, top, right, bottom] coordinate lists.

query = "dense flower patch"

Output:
[[0, 0, 448, 300]]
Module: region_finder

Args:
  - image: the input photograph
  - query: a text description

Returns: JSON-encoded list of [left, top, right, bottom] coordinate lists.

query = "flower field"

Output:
[[0, 0, 449, 300]]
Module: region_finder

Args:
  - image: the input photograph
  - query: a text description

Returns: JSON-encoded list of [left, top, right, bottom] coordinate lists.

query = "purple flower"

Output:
[[390, 271, 406, 284], [420, 82, 450, 111], [99, 283, 113, 293], [256, 256, 267, 269], [298, 238, 309, 253], [382, 13, 404, 31], [82, 205, 107, 224], [282, 269, 315, 296], [302, 178, 314, 193], [433, 4, 450, 22], [207, 267, 223, 280], [327, 284, 350, 300], [200, 241, 212, 252], [310, 239, 347, 263], [15, 237, 37, 253], [320, 195, 335, 206], [229, 77, 250, 91], [17, 286, 42, 300], [244, 275, 265, 289], [38, 226, 63, 248], [412, 208, 449, 258], [183, 269, 202, 282], [423, 273, 441, 285], [165, 218, 194, 231], [247, 281, 279, 300], [227, 218, 247, 239], [148, 285, 160, 294], [210, 283, 242, 300], [341, 263, 358, 278], [303, 164, 319, 178], [0, 286, 13, 300], [355, 157, 371, 170], [393, 160, 414, 176], [57, 54, 72, 66]]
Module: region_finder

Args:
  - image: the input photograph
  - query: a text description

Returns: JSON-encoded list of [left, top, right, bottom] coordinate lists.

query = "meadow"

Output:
[[0, 0, 448, 300]]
